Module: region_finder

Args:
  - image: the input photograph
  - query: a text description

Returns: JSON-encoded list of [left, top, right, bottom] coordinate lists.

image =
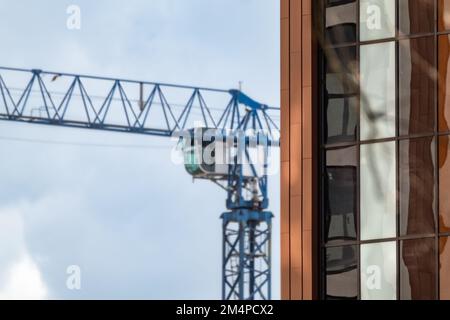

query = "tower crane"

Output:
[[0, 66, 279, 300]]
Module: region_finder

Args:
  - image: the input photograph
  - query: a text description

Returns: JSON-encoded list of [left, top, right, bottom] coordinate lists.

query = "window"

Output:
[[400, 238, 437, 299], [399, 0, 435, 35], [360, 141, 396, 240], [360, 241, 397, 300], [325, 245, 358, 299], [439, 35, 450, 132], [326, 0, 357, 45], [399, 137, 436, 236], [360, 0, 396, 41], [360, 42, 396, 140], [440, 237, 450, 299], [324, 146, 357, 244], [439, 136, 450, 233], [399, 36, 435, 135], [439, 0, 450, 31], [325, 46, 358, 143]]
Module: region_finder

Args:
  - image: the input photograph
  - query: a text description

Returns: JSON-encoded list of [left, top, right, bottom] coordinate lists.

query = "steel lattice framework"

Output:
[[0, 66, 279, 300]]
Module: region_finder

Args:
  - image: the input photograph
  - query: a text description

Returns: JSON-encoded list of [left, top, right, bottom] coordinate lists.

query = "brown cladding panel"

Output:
[[290, 52, 303, 125], [290, 0, 302, 54], [290, 123, 302, 196], [302, 14, 312, 87], [281, 89, 290, 162], [280, 0, 316, 300]]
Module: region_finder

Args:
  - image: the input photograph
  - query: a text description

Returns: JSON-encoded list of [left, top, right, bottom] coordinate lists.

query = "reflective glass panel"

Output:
[[324, 146, 357, 244], [439, 35, 450, 132], [361, 141, 396, 240], [360, 0, 396, 41], [360, 42, 396, 140], [399, 0, 435, 35], [325, 245, 358, 300], [326, 0, 357, 45], [361, 241, 397, 300], [400, 238, 437, 300], [399, 36, 436, 135], [325, 46, 358, 144], [439, 0, 450, 31], [440, 237, 450, 300], [399, 137, 436, 236], [439, 136, 450, 233]]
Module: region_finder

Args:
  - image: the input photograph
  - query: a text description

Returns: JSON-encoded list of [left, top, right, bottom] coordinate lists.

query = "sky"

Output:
[[0, 0, 280, 299]]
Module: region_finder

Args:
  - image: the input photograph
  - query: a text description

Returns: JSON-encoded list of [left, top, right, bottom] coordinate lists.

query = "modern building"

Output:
[[281, 0, 450, 300]]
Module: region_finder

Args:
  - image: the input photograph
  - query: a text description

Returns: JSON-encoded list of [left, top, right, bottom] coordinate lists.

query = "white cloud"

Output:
[[0, 254, 48, 300], [0, 205, 48, 299]]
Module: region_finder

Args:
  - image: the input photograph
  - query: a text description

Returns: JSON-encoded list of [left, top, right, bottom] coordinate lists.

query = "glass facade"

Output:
[[321, 0, 446, 300]]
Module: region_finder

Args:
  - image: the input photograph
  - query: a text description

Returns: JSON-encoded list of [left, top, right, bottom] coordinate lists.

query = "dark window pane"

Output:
[[400, 238, 437, 300], [399, 0, 435, 35], [439, 136, 450, 233], [326, 0, 357, 45], [399, 137, 436, 236], [324, 146, 357, 244], [325, 245, 358, 299], [399, 37, 436, 135], [439, 35, 450, 132], [325, 46, 358, 144], [439, 0, 450, 31], [439, 237, 450, 299]]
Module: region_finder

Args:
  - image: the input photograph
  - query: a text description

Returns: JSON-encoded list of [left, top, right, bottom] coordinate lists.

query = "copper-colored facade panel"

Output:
[[302, 0, 311, 15], [291, 267, 303, 299], [302, 15, 312, 87], [281, 0, 289, 19], [281, 162, 290, 235], [290, 123, 302, 196], [281, 89, 290, 162], [302, 86, 313, 159], [302, 229, 313, 299], [290, 52, 303, 125], [281, 19, 290, 92], [290, 0, 302, 53], [302, 159, 313, 231], [280, 0, 317, 300], [290, 195, 303, 268], [280, 0, 291, 300], [281, 233, 290, 299]]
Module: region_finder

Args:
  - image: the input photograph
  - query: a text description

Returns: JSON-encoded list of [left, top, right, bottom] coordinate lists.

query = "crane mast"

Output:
[[0, 66, 279, 300]]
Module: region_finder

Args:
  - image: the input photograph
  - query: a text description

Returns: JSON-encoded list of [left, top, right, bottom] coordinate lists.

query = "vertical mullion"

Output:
[[434, 0, 440, 300], [395, 0, 400, 301], [356, 0, 361, 301], [319, 0, 325, 299]]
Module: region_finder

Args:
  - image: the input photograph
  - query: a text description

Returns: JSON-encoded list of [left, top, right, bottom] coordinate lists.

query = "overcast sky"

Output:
[[0, 0, 280, 299]]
